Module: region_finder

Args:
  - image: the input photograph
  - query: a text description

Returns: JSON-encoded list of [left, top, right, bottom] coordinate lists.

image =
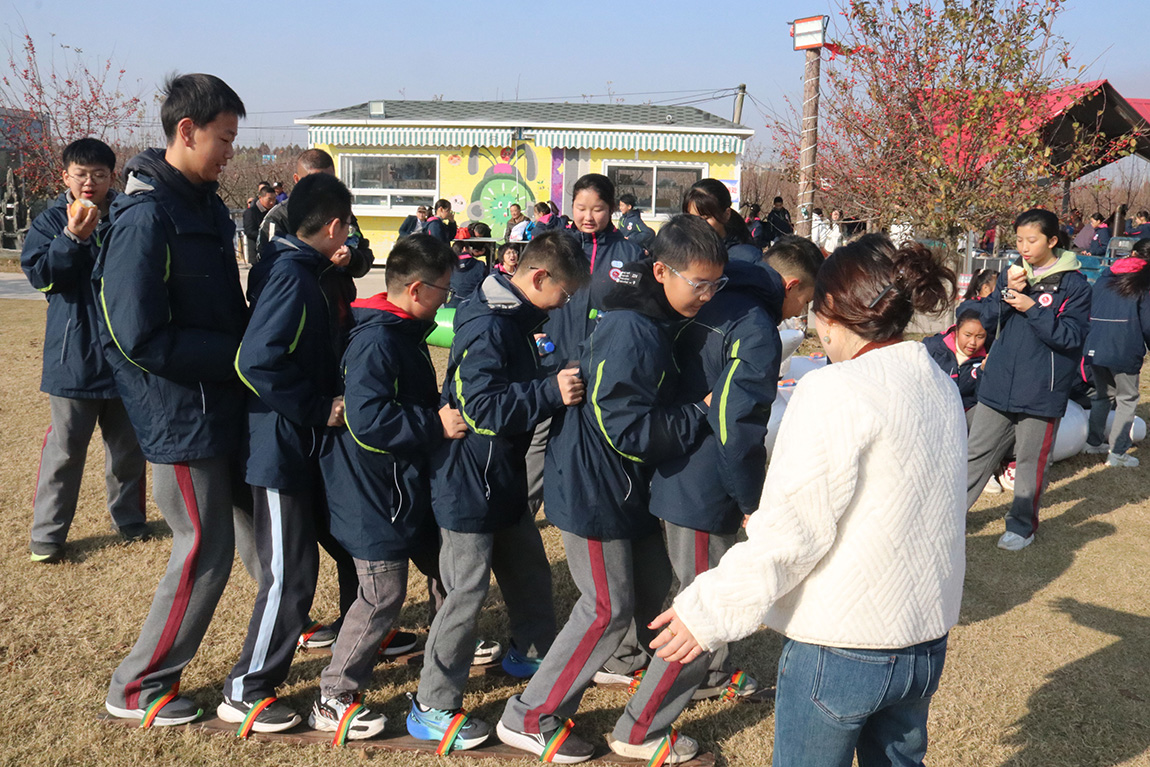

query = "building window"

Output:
[[338, 154, 438, 212], [604, 162, 707, 217]]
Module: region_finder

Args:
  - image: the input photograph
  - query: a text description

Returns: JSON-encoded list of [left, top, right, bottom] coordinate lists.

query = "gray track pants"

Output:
[[31, 395, 145, 545], [1087, 367, 1140, 456]]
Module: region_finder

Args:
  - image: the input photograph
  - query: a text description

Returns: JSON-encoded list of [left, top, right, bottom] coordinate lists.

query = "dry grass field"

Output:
[[2, 296, 1150, 766]]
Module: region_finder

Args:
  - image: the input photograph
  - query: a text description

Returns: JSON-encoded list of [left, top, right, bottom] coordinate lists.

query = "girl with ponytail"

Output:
[[1083, 237, 1150, 466], [649, 234, 966, 767]]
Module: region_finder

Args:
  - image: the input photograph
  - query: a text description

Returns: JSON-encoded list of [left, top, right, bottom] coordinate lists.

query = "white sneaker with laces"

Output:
[[1082, 443, 1109, 455], [1107, 452, 1140, 467], [997, 531, 1034, 551]]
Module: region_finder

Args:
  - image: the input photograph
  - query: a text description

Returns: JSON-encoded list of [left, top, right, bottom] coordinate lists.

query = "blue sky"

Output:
[[5, 0, 1150, 150]]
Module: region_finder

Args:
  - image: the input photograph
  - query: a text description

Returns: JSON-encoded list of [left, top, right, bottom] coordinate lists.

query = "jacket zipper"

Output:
[[1049, 352, 1055, 392], [621, 456, 633, 501], [60, 319, 71, 364], [391, 463, 403, 523], [483, 442, 494, 501], [199, 382, 207, 413]]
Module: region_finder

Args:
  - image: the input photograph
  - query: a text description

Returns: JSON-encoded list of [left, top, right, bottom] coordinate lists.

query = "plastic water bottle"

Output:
[[536, 336, 555, 355]]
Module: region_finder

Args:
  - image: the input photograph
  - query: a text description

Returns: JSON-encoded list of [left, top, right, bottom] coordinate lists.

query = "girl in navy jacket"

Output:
[[924, 311, 988, 426], [1083, 238, 1150, 466]]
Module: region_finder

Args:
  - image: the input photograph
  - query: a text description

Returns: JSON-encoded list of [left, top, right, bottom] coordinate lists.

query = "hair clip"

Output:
[[867, 283, 894, 309]]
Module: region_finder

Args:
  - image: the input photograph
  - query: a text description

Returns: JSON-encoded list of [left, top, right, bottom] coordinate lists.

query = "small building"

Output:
[[297, 100, 753, 250]]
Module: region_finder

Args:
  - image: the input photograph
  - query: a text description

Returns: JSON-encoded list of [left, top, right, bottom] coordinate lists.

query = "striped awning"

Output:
[[308, 126, 515, 148], [532, 130, 745, 154]]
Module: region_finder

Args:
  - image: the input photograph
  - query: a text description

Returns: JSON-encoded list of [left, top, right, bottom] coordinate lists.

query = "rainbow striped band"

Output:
[[721, 670, 748, 702], [298, 621, 323, 648], [436, 711, 470, 756], [235, 697, 276, 738], [628, 670, 647, 694], [540, 719, 575, 762], [332, 699, 365, 747], [646, 729, 679, 767], [140, 689, 179, 729]]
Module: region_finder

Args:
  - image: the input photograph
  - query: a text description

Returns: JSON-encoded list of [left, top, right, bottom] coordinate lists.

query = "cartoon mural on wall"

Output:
[[464, 144, 539, 227]]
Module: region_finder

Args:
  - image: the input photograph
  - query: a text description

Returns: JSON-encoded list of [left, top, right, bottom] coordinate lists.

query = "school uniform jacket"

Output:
[[977, 251, 1091, 418], [650, 259, 784, 534], [22, 191, 119, 398], [1085, 260, 1150, 375], [544, 260, 710, 540], [446, 255, 489, 308], [237, 235, 340, 490], [923, 328, 987, 410], [1087, 223, 1111, 256], [319, 296, 441, 561], [425, 216, 457, 244], [93, 148, 248, 463], [618, 209, 655, 251], [431, 272, 565, 533], [724, 232, 763, 265]]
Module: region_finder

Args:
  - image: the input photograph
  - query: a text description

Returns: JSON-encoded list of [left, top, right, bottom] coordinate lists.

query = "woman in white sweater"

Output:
[[652, 234, 967, 767]]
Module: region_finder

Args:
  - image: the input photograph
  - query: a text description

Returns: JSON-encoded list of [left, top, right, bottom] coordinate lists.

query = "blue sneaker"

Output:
[[405, 693, 490, 752], [501, 644, 543, 678]]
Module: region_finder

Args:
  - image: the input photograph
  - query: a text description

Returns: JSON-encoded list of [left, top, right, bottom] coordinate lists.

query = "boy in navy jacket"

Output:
[[309, 235, 461, 741], [22, 138, 146, 563], [499, 216, 727, 764], [217, 173, 352, 733], [99, 74, 248, 727], [407, 231, 589, 753], [967, 209, 1091, 551]]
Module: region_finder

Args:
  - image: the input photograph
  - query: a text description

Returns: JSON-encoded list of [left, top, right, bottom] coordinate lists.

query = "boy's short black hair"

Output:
[[519, 230, 591, 289], [160, 73, 246, 143], [297, 148, 334, 173], [288, 173, 352, 237], [61, 138, 116, 171], [386, 234, 456, 291], [650, 214, 728, 271], [766, 234, 823, 284]]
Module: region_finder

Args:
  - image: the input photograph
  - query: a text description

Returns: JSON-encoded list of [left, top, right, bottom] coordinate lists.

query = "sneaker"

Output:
[[997, 531, 1035, 551], [501, 644, 544, 678], [118, 522, 151, 543], [29, 540, 63, 564], [309, 692, 387, 740], [405, 693, 490, 752], [1082, 443, 1109, 455], [496, 719, 595, 763], [607, 730, 698, 764], [692, 670, 759, 701], [999, 463, 1016, 492], [105, 695, 203, 726], [1108, 452, 1140, 467], [473, 637, 502, 665], [981, 475, 1003, 495], [298, 621, 337, 649], [216, 696, 301, 733], [592, 667, 646, 687], [379, 629, 418, 657]]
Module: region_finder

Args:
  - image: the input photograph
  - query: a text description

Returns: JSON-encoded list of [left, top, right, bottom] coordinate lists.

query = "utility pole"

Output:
[[791, 16, 828, 238], [733, 84, 746, 124]]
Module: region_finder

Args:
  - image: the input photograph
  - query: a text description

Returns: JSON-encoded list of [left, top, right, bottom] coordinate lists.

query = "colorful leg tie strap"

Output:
[[235, 697, 277, 738], [139, 687, 179, 729], [436, 710, 471, 756], [332, 697, 365, 747], [379, 628, 399, 652], [298, 620, 324, 648], [540, 718, 576, 762], [646, 729, 679, 767], [628, 669, 647, 694], [720, 670, 748, 702]]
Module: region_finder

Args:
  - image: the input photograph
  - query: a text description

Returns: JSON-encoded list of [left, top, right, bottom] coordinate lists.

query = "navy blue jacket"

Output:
[[765, 208, 793, 243], [446, 255, 489, 308], [544, 260, 710, 540], [1088, 223, 1112, 256], [93, 149, 248, 463], [1126, 223, 1150, 239], [543, 226, 642, 373], [1085, 263, 1150, 374], [747, 218, 769, 250], [320, 295, 442, 561], [431, 273, 565, 533], [724, 232, 763, 265], [977, 253, 1091, 418], [425, 216, 457, 244], [237, 235, 340, 490], [618, 210, 655, 252], [22, 191, 119, 398], [923, 328, 987, 410], [533, 214, 564, 235], [650, 260, 783, 534]]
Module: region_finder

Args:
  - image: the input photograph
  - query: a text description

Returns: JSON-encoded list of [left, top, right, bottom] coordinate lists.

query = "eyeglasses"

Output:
[[530, 267, 572, 305], [409, 280, 455, 303], [66, 171, 111, 184], [663, 264, 728, 298]]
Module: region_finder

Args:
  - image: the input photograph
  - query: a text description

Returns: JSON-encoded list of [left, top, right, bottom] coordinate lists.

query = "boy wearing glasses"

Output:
[[22, 138, 147, 563], [406, 231, 589, 752], [216, 172, 352, 732], [498, 215, 727, 764]]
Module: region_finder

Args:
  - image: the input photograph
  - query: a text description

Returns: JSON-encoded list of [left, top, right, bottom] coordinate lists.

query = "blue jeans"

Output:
[[773, 635, 948, 767]]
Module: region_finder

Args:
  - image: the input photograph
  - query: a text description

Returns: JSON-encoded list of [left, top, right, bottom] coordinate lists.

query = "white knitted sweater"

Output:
[[674, 341, 967, 650]]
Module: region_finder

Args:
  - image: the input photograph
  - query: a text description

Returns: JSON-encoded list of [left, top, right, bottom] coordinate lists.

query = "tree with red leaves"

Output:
[[770, 0, 1143, 250], [0, 32, 145, 202]]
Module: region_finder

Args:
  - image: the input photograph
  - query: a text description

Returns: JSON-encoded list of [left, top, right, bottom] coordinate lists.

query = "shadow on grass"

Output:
[[65, 520, 173, 563], [1001, 598, 1150, 767]]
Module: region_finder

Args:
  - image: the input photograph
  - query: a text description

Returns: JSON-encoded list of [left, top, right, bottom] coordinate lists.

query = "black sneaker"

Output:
[[216, 696, 301, 733], [379, 629, 418, 657], [309, 692, 387, 740], [105, 695, 203, 726], [496, 718, 595, 763], [298, 620, 337, 649], [118, 522, 152, 543], [29, 540, 63, 564]]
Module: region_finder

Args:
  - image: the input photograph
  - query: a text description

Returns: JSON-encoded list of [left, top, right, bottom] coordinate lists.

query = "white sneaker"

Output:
[[1082, 443, 1109, 455], [997, 531, 1035, 551], [981, 476, 1003, 495], [607, 731, 699, 764], [1107, 452, 1140, 467], [1000, 464, 1016, 492], [472, 638, 502, 665]]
